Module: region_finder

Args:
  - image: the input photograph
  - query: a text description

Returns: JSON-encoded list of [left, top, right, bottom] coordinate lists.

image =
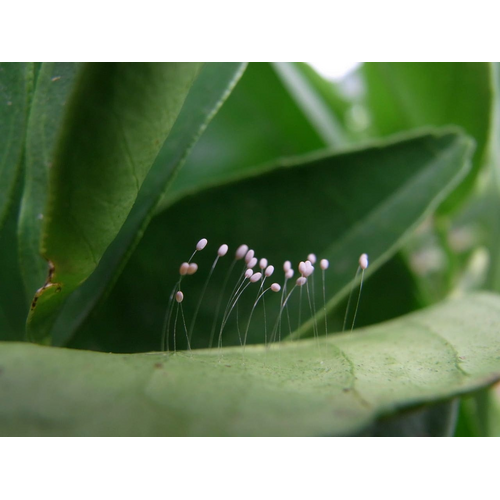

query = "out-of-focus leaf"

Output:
[[455, 387, 500, 436], [482, 64, 500, 294], [272, 62, 350, 145], [155, 62, 327, 213], [362, 62, 493, 210], [364, 399, 459, 437]]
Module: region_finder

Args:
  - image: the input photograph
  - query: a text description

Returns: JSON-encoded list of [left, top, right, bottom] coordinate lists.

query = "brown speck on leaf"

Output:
[[154, 362, 163, 369], [47, 261, 55, 282], [51, 76, 61, 82]]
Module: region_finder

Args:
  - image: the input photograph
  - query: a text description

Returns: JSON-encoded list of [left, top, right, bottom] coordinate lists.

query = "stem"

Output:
[[342, 266, 360, 332], [322, 269, 328, 339], [209, 259, 236, 349], [161, 279, 181, 351], [243, 286, 270, 351], [189, 255, 219, 343], [218, 280, 251, 350], [351, 269, 365, 332], [270, 285, 297, 344]]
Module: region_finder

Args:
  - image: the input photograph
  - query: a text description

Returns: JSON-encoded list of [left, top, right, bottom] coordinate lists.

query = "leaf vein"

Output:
[[409, 320, 470, 378]]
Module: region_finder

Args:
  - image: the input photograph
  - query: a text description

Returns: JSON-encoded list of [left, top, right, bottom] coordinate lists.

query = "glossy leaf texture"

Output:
[[50, 63, 247, 346], [26, 63, 204, 343], [2, 293, 500, 436], [0, 63, 33, 230], [70, 130, 473, 353], [361, 62, 493, 209]]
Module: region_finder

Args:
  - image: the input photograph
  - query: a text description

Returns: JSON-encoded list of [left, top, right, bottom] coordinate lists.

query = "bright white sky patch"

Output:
[[308, 61, 361, 81]]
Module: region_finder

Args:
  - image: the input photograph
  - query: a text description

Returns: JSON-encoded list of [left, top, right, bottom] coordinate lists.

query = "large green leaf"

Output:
[[362, 62, 493, 209], [1, 293, 499, 436], [155, 62, 327, 213], [26, 63, 204, 343], [71, 130, 473, 353], [0, 63, 33, 231], [19, 63, 82, 300], [50, 63, 246, 347]]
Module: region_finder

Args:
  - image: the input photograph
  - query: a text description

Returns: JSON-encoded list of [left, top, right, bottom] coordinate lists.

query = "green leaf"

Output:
[[0, 63, 33, 231], [155, 62, 327, 214], [49, 63, 246, 347], [19, 63, 82, 300], [455, 387, 500, 436], [71, 130, 473, 353], [26, 63, 204, 343], [271, 62, 350, 146], [286, 63, 355, 131], [1, 293, 500, 436], [362, 62, 493, 209], [481, 64, 500, 294]]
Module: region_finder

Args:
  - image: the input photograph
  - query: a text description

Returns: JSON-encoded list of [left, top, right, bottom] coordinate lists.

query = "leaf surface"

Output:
[[1, 293, 499, 436]]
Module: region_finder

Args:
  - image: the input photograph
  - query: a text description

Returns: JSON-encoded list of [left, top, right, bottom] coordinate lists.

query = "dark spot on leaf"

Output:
[[225, 365, 231, 368], [56, 287, 62, 293], [343, 388, 350, 392], [154, 362, 163, 369]]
